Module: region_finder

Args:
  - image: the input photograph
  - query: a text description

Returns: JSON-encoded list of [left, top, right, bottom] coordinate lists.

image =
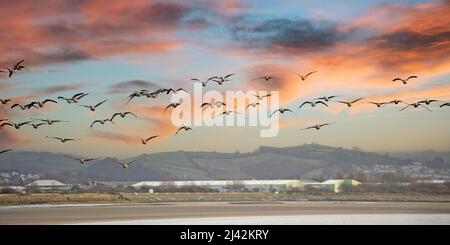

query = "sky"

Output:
[[0, 0, 449, 158]]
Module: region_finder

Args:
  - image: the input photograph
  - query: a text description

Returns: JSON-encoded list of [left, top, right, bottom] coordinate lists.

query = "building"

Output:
[[313, 179, 361, 193], [133, 179, 303, 193], [26, 180, 69, 192]]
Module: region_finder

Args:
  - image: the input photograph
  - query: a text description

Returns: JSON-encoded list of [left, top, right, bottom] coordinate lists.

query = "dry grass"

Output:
[[1, 192, 450, 205]]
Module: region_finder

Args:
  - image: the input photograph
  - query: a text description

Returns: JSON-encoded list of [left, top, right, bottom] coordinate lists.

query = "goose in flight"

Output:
[[393, 75, 417, 85], [0, 99, 11, 105], [13, 60, 27, 71], [1, 60, 27, 77], [110, 112, 137, 121], [271, 108, 293, 117], [127, 91, 142, 104], [58, 93, 89, 104], [440, 102, 450, 108], [366, 102, 387, 108], [400, 103, 432, 112], [26, 99, 57, 109], [30, 123, 47, 129], [66, 156, 100, 165], [337, 97, 364, 107], [164, 102, 181, 113], [295, 71, 317, 81], [252, 76, 273, 81], [140, 135, 159, 145], [0, 149, 13, 155], [313, 96, 338, 102], [211, 74, 235, 85], [175, 126, 192, 135], [299, 101, 328, 109], [1, 121, 32, 129], [0, 67, 14, 77], [387, 99, 406, 105], [32, 118, 67, 125], [116, 159, 141, 169], [253, 93, 272, 100], [191, 77, 216, 87], [11, 103, 38, 110], [301, 123, 334, 131], [162, 88, 187, 95], [200, 102, 214, 109], [417, 99, 440, 105], [80, 99, 108, 112], [90, 119, 115, 128], [46, 136, 80, 143], [215, 110, 241, 118], [245, 102, 260, 109]]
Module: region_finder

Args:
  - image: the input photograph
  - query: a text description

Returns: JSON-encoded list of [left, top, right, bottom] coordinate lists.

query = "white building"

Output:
[[133, 179, 303, 192], [26, 180, 69, 191]]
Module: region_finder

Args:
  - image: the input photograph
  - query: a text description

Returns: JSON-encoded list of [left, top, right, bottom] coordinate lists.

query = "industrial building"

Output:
[[25, 180, 69, 192]]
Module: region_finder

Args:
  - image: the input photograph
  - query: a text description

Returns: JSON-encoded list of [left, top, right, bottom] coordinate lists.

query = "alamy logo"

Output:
[[169, 84, 281, 137]]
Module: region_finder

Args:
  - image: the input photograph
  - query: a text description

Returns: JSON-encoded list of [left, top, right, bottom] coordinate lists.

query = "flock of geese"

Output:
[[1, 59, 449, 169]]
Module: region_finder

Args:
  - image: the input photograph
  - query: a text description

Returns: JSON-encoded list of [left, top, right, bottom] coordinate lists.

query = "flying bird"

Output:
[[1, 60, 27, 77], [299, 101, 328, 109], [162, 88, 187, 95], [127, 91, 142, 104], [337, 98, 364, 107], [393, 75, 417, 85], [253, 93, 272, 100], [245, 102, 260, 109], [313, 96, 338, 102], [116, 159, 141, 169], [0, 149, 13, 155], [90, 119, 115, 128], [26, 99, 57, 109], [46, 136, 80, 143], [110, 112, 138, 121], [1, 121, 32, 129], [30, 123, 47, 129], [440, 102, 450, 108], [211, 74, 235, 85], [0, 67, 14, 77], [80, 99, 108, 112], [58, 93, 88, 104], [301, 123, 334, 131], [66, 156, 100, 165], [400, 103, 432, 112], [140, 135, 159, 145], [0, 99, 11, 105], [271, 108, 293, 117], [191, 78, 215, 87], [175, 126, 192, 135], [32, 118, 67, 125], [252, 76, 273, 81], [13, 60, 27, 71], [11, 103, 38, 110], [215, 110, 241, 118], [366, 102, 387, 108], [295, 71, 317, 81], [417, 99, 440, 105], [164, 103, 181, 113], [387, 100, 406, 105]]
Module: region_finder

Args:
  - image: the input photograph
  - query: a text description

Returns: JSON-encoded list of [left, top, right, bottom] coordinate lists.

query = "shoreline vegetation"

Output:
[[1, 192, 450, 206]]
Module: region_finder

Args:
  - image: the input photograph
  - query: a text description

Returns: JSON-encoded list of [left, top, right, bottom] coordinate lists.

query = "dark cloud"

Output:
[[229, 17, 352, 52], [371, 30, 450, 51], [36, 83, 85, 96], [109, 80, 160, 94]]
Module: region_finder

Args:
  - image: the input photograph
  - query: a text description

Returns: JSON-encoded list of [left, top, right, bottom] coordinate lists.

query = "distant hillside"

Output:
[[0, 144, 447, 182]]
